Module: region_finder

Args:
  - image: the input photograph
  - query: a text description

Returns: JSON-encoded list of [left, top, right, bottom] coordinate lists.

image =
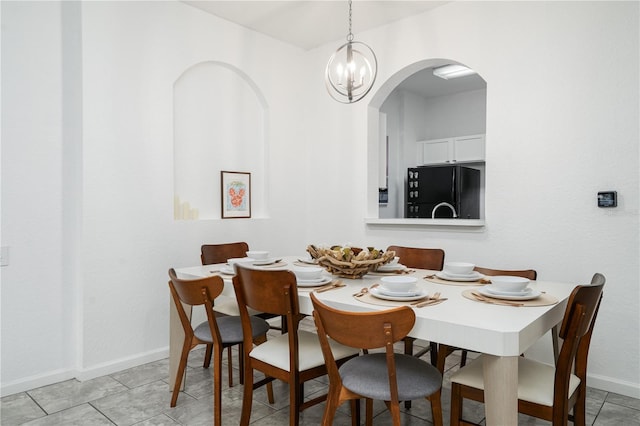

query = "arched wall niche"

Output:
[[367, 58, 487, 224], [173, 61, 269, 220]]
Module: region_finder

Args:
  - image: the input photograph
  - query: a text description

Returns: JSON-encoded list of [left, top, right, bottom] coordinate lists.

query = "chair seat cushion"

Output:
[[339, 353, 442, 401], [249, 330, 359, 372], [450, 355, 582, 407], [212, 299, 261, 316], [194, 315, 269, 345]]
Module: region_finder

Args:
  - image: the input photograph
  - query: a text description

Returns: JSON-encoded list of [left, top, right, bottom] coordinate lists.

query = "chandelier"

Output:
[[325, 0, 377, 104]]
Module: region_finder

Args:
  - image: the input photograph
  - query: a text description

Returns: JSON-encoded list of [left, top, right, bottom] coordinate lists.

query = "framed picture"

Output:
[[221, 171, 251, 218]]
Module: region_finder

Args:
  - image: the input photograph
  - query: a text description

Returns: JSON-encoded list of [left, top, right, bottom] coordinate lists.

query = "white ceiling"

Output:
[[182, 1, 486, 98], [182, 1, 449, 50]]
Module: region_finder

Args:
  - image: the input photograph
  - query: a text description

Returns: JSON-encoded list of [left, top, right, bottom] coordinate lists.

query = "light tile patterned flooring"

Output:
[[3, 319, 640, 425]]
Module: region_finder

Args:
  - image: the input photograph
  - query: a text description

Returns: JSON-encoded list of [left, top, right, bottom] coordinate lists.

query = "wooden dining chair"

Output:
[[200, 241, 249, 265], [232, 264, 360, 426], [436, 266, 538, 374], [199, 242, 254, 385], [310, 292, 443, 426], [386, 245, 445, 369], [449, 273, 605, 426], [387, 245, 445, 273], [200, 242, 251, 316], [167, 268, 271, 425]]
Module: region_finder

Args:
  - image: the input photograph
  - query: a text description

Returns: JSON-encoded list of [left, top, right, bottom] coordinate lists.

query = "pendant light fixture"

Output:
[[325, 0, 377, 103]]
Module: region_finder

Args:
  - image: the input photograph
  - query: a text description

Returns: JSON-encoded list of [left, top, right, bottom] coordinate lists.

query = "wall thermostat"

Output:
[[597, 191, 617, 208]]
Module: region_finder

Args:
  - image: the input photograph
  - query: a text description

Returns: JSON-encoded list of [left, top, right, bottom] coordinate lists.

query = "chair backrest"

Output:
[[168, 268, 225, 344], [311, 292, 415, 350], [233, 265, 300, 317], [201, 242, 249, 265], [473, 266, 537, 280], [552, 273, 605, 421], [386, 245, 445, 270], [233, 264, 304, 372], [559, 273, 605, 342]]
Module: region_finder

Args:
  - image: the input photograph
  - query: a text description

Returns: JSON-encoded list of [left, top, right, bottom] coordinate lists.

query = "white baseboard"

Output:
[[1, 368, 76, 397], [1, 347, 169, 397], [588, 372, 640, 399], [75, 347, 169, 382]]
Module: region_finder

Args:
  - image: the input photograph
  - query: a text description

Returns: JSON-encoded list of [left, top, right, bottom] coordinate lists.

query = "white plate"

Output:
[[297, 257, 318, 265], [296, 276, 332, 287], [484, 285, 532, 297], [436, 271, 484, 282], [478, 287, 541, 301], [220, 266, 235, 275], [252, 257, 279, 265], [377, 287, 421, 297], [376, 264, 407, 272], [370, 287, 428, 301]]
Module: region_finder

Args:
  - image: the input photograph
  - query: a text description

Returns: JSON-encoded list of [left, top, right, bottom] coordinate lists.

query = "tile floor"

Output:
[[3, 319, 640, 425]]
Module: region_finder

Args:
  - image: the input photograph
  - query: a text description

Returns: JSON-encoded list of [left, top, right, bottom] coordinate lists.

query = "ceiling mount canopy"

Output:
[[325, 0, 378, 104]]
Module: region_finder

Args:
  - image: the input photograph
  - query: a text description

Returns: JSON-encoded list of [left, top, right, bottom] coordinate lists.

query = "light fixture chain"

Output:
[[347, 0, 354, 42]]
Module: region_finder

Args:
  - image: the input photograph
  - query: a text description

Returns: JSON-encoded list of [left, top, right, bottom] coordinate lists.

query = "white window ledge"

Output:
[[364, 218, 485, 227]]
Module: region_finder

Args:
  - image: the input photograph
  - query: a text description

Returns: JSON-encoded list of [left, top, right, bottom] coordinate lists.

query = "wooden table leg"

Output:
[[168, 297, 190, 390], [482, 354, 518, 426]]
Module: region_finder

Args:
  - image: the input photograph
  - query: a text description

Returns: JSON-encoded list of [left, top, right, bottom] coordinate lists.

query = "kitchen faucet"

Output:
[[431, 202, 458, 219]]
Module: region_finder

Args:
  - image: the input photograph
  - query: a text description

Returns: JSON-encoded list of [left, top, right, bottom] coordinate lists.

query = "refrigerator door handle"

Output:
[[451, 168, 456, 201]]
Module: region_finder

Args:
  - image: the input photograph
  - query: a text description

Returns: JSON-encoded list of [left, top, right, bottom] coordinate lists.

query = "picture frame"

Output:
[[221, 171, 251, 218]]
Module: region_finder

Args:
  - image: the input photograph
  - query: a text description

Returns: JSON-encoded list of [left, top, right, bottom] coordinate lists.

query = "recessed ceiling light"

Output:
[[433, 64, 476, 80]]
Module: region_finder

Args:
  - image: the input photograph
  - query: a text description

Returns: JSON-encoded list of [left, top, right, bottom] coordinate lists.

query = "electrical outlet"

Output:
[[1, 246, 9, 266]]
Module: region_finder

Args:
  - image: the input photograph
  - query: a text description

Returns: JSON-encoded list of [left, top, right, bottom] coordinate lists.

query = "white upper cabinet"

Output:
[[417, 134, 485, 165], [418, 138, 452, 164]]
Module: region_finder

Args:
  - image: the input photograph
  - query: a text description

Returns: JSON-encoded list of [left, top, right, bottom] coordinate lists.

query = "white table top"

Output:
[[174, 256, 575, 357]]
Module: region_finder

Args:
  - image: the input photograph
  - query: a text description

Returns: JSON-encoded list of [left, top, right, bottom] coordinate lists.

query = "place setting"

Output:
[[293, 254, 319, 267], [213, 250, 286, 275], [245, 250, 288, 268], [367, 256, 415, 275], [462, 275, 559, 307], [424, 262, 490, 286], [290, 266, 339, 291], [355, 276, 447, 308]]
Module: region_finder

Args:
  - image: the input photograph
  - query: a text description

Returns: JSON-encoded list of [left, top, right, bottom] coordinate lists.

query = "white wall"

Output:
[[78, 1, 309, 372], [421, 89, 487, 140], [1, 0, 309, 394], [1, 1, 76, 391], [1, 0, 638, 399], [301, 1, 639, 397]]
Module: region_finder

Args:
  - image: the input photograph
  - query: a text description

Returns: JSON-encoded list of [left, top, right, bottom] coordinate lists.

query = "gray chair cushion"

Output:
[[339, 353, 442, 401], [193, 316, 270, 345]]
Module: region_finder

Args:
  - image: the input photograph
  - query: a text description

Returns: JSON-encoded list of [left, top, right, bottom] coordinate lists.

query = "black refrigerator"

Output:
[[406, 165, 480, 219]]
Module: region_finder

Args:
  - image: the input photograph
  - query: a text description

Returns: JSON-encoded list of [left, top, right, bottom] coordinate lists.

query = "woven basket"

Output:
[[307, 245, 396, 279]]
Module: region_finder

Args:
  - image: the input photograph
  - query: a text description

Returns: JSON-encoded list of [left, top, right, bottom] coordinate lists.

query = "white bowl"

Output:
[[246, 250, 269, 260], [227, 257, 253, 265], [444, 262, 475, 275], [489, 276, 530, 292], [292, 266, 323, 281], [380, 276, 418, 293]]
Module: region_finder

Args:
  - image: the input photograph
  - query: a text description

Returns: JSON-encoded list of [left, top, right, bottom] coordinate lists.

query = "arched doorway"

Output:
[[367, 59, 487, 221]]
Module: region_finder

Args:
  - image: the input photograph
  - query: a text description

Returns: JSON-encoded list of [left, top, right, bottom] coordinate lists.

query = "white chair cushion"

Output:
[[450, 355, 581, 407], [249, 330, 359, 372], [213, 299, 260, 316]]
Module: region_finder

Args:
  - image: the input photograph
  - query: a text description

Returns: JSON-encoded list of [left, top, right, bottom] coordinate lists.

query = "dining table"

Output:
[[172, 255, 577, 426]]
